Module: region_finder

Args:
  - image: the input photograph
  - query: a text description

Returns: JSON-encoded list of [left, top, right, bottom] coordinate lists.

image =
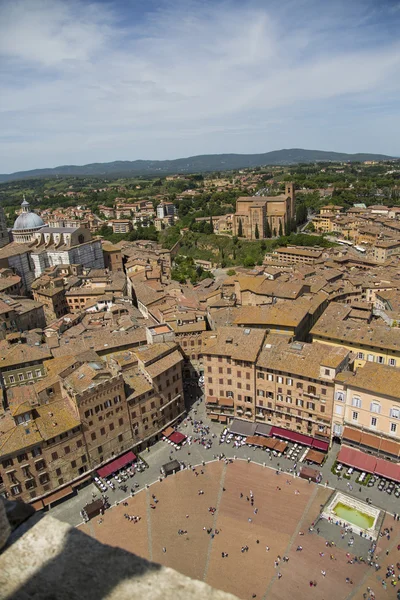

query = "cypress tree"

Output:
[[238, 219, 243, 237], [278, 222, 283, 237], [255, 223, 259, 239]]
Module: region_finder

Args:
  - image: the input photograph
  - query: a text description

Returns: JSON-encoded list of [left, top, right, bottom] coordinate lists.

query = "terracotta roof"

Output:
[[1, 345, 52, 368]]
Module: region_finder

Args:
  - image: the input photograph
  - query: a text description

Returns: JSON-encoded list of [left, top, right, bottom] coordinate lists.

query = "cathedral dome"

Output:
[[13, 198, 45, 231]]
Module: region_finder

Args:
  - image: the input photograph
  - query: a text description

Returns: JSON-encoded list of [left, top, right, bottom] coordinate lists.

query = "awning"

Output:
[[162, 426, 175, 438], [255, 423, 272, 438], [246, 435, 272, 448], [72, 474, 92, 488], [342, 427, 362, 443], [97, 450, 137, 479], [83, 499, 104, 518], [42, 485, 74, 507], [219, 415, 227, 423], [229, 418, 257, 437], [379, 438, 400, 458], [30, 499, 44, 511], [312, 439, 329, 452], [273, 440, 288, 453], [168, 431, 187, 445], [270, 426, 313, 446], [305, 449, 325, 465], [374, 458, 400, 483], [337, 445, 377, 474], [219, 398, 234, 408], [300, 466, 320, 482]]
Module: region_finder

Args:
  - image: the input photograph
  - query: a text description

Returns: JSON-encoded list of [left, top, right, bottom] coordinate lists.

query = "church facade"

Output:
[[232, 183, 296, 239]]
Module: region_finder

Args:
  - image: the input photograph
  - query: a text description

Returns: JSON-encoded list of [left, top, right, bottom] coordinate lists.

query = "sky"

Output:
[[0, 0, 400, 173]]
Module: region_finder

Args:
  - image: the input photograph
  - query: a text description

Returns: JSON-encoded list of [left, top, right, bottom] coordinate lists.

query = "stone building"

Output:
[[0, 385, 87, 502], [232, 183, 295, 239], [0, 344, 52, 387], [30, 227, 104, 278]]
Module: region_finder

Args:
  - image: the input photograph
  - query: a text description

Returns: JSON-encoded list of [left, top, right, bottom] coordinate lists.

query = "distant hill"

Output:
[[0, 148, 396, 183]]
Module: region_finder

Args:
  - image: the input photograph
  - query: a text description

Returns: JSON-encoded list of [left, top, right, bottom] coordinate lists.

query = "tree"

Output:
[[273, 228, 277, 237], [238, 219, 243, 237], [265, 220, 271, 238], [209, 216, 214, 233], [278, 222, 283, 237], [254, 223, 259, 239]]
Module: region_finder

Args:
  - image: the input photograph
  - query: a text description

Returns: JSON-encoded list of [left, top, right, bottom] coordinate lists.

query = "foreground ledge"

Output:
[[0, 514, 238, 600]]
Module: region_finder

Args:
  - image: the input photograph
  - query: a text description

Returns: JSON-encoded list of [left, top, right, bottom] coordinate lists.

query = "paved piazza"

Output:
[[48, 400, 400, 599], [77, 460, 400, 600]]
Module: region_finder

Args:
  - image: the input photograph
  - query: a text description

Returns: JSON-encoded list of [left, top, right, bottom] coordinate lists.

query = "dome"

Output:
[[13, 211, 45, 231]]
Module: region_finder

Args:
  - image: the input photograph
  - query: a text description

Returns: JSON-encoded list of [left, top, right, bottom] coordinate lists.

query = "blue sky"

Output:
[[0, 0, 400, 172]]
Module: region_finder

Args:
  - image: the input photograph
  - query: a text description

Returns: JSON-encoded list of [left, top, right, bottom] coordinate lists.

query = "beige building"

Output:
[[255, 339, 350, 440], [310, 302, 400, 369], [202, 327, 267, 424], [267, 246, 324, 265], [333, 362, 400, 457], [372, 240, 400, 263]]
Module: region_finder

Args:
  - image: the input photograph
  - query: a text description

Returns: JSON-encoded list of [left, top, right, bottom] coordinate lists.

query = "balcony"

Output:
[[304, 391, 320, 400]]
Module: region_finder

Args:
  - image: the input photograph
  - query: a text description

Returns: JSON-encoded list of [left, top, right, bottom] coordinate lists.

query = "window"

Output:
[[257, 372, 264, 379], [370, 402, 381, 414], [367, 354, 374, 362], [119, 418, 123, 426], [357, 352, 364, 359], [35, 460, 45, 471], [98, 446, 103, 454], [246, 372, 250, 380], [286, 397, 292, 404], [237, 371, 242, 378], [277, 376, 283, 384], [11, 485, 22, 496], [77, 440, 82, 448], [56, 468, 61, 476], [36, 370, 42, 377], [219, 379, 223, 385], [277, 394, 283, 402], [286, 378, 293, 386], [257, 390, 265, 397], [244, 396, 252, 403], [371, 417, 377, 427], [64, 446, 70, 454], [320, 405, 325, 413], [335, 405, 343, 415], [209, 389, 213, 396], [391, 423, 397, 433], [307, 385, 316, 396], [335, 391, 345, 402], [307, 402, 315, 410], [208, 377, 212, 384], [377, 356, 384, 364], [218, 367, 223, 374], [118, 434, 123, 442], [296, 382, 303, 390], [390, 408, 400, 419], [17, 453, 28, 463], [113, 395, 121, 404], [51, 452, 58, 460], [27, 372, 33, 379], [31, 447, 41, 458], [321, 388, 327, 396], [352, 411, 358, 421], [352, 397, 361, 408], [389, 358, 397, 367], [296, 399, 304, 407], [39, 473, 50, 484], [91, 432, 96, 441], [100, 428, 105, 436], [104, 399, 112, 409], [267, 374, 273, 382], [18, 373, 24, 381], [109, 423, 114, 431]]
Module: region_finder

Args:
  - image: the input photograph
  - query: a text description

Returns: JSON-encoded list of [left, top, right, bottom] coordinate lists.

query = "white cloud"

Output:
[[0, 0, 400, 171]]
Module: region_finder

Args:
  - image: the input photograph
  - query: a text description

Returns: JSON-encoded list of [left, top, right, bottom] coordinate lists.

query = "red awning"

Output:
[[168, 432, 187, 445], [312, 439, 329, 452], [97, 450, 137, 478], [270, 426, 313, 447], [42, 485, 74, 507], [374, 458, 400, 483], [337, 445, 377, 474]]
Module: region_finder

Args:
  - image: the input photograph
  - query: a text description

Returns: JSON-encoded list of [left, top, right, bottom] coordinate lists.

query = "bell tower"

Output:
[[285, 183, 295, 219]]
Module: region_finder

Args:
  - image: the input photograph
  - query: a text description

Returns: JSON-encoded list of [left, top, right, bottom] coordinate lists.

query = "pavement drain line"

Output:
[[202, 462, 228, 582], [261, 483, 320, 600]]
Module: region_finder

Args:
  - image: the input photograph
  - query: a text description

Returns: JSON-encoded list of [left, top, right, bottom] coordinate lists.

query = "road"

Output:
[[49, 397, 398, 527]]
